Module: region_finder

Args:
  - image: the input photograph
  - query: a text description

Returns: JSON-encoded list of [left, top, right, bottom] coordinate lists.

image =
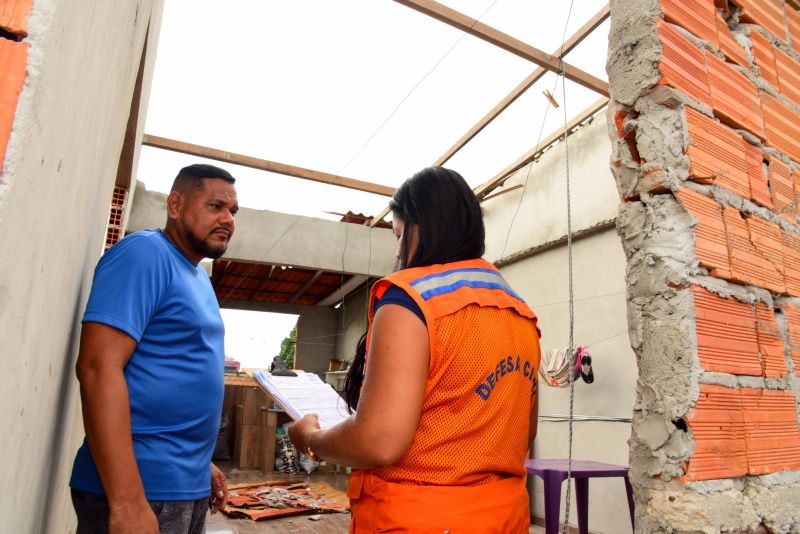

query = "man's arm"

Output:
[[76, 322, 158, 534]]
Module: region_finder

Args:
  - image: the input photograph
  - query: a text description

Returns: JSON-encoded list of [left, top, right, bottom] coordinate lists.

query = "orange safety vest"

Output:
[[350, 258, 541, 533]]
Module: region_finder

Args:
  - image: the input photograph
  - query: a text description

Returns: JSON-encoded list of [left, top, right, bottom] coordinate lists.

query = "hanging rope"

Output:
[[559, 31, 577, 534]]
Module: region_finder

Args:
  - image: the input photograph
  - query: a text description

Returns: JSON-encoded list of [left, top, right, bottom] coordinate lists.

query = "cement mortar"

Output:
[[606, 0, 662, 106]]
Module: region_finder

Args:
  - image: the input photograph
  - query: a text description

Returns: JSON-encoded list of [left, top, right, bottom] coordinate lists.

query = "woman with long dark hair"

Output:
[[289, 167, 541, 532]]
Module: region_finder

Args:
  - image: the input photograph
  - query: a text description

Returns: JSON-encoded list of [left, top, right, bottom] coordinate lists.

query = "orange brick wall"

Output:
[[613, 0, 800, 485], [105, 186, 128, 250], [0, 1, 31, 178]]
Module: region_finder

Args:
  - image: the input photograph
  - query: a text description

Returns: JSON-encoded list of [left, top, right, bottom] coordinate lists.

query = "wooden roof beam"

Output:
[[142, 134, 395, 197], [474, 96, 609, 198], [369, 5, 610, 227], [433, 4, 609, 167], [288, 270, 324, 304], [392, 0, 609, 96]]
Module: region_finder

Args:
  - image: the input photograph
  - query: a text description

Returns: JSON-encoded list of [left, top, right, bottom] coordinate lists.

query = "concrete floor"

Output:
[[210, 462, 547, 533]]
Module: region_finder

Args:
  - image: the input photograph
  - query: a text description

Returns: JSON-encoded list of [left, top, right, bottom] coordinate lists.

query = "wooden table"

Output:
[[222, 374, 279, 471]]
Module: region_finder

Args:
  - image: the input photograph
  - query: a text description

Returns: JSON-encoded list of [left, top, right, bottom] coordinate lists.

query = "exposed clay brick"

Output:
[[761, 91, 800, 164], [750, 29, 780, 87], [657, 20, 712, 105], [787, 7, 800, 55], [684, 384, 748, 481], [766, 155, 796, 215], [0, 0, 32, 37], [774, 46, 800, 108], [783, 304, 800, 373], [745, 144, 774, 208], [706, 52, 766, 138], [716, 12, 748, 67], [692, 285, 761, 375], [723, 206, 786, 293], [676, 188, 732, 277], [784, 232, 800, 297], [745, 214, 785, 276], [0, 39, 28, 177], [662, 0, 718, 45], [685, 107, 751, 198], [741, 388, 800, 474], [755, 303, 788, 377], [737, 0, 789, 42]]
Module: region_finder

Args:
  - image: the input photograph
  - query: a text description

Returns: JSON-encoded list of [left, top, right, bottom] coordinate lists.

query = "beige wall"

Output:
[[0, 1, 162, 531]]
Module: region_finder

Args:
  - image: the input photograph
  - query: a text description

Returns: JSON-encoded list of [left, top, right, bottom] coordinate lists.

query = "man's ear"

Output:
[[166, 191, 183, 221]]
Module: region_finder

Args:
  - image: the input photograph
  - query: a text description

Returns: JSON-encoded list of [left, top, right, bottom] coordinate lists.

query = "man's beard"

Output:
[[184, 227, 228, 260]]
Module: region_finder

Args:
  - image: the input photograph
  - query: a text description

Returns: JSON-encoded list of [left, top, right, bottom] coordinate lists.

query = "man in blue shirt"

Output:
[[70, 164, 239, 534]]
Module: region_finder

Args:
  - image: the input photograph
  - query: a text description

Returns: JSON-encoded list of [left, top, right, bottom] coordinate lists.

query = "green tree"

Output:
[[278, 324, 297, 368]]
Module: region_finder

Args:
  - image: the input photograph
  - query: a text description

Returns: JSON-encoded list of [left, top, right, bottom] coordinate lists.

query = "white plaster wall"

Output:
[[0, 1, 163, 531], [128, 180, 397, 277], [482, 116, 618, 263]]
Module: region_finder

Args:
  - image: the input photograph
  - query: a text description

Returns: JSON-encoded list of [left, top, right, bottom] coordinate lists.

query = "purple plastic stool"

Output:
[[525, 459, 634, 534]]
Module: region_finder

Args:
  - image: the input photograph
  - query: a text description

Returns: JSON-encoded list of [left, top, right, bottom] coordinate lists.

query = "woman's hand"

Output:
[[288, 414, 321, 456]]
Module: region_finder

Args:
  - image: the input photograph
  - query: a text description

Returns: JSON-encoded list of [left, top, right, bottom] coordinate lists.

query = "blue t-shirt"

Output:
[[375, 284, 426, 325], [70, 229, 225, 500]]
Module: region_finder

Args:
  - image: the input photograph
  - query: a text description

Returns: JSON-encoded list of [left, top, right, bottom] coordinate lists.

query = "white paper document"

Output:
[[252, 369, 352, 429]]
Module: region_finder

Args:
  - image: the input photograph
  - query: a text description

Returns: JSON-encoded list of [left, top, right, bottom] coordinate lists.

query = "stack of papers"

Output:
[[252, 369, 352, 429]]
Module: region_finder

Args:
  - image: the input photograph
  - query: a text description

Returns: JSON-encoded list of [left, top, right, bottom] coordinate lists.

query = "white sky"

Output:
[[137, 0, 609, 366]]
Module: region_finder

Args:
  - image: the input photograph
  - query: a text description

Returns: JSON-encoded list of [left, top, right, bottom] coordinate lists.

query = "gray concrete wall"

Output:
[[335, 285, 371, 363], [0, 1, 163, 532], [296, 307, 338, 376], [128, 181, 397, 276]]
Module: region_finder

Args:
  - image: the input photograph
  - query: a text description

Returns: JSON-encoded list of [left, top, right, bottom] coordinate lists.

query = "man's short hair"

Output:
[[171, 164, 236, 193]]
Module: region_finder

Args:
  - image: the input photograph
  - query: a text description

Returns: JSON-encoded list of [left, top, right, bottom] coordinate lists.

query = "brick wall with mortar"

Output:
[[608, 0, 800, 532], [0, 1, 31, 176]]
